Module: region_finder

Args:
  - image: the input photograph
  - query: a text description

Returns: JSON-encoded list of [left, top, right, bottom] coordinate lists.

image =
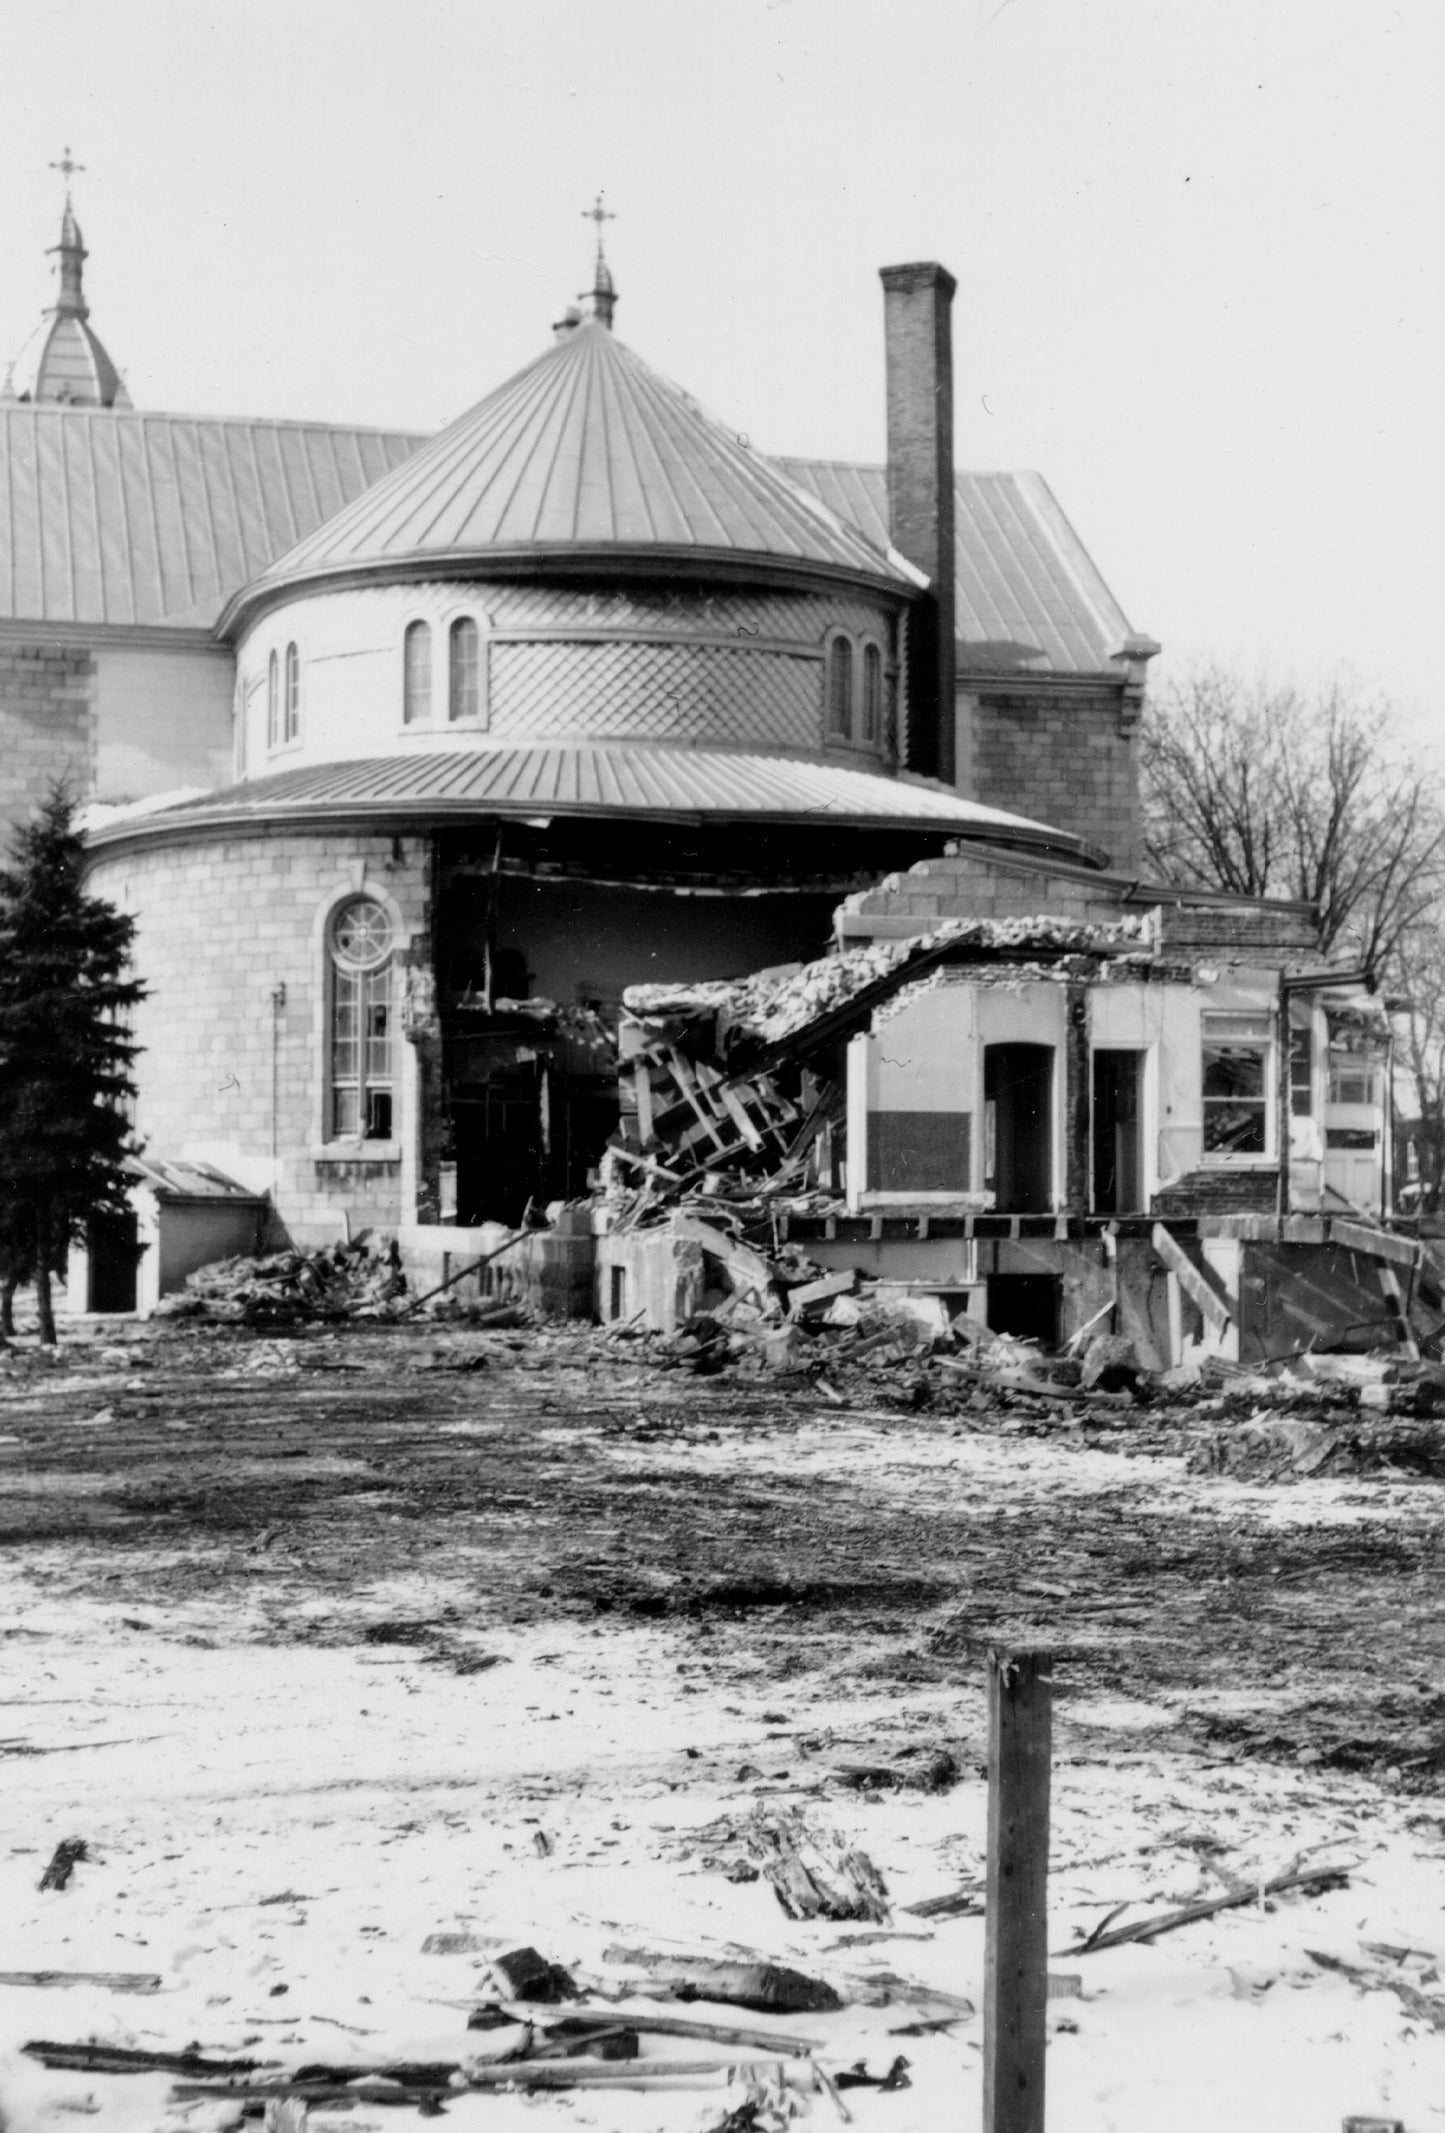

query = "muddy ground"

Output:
[[3, 1319, 1443, 1784]]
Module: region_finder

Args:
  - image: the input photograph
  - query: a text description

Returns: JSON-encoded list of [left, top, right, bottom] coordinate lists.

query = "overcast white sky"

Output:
[[3, 0, 1443, 727]]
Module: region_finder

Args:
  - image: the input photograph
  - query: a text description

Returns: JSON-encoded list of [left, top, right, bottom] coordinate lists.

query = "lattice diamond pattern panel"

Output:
[[488, 584, 891, 644], [489, 639, 823, 747]]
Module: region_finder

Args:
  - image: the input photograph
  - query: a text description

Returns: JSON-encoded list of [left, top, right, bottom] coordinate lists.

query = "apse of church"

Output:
[[4, 177, 1156, 1244]]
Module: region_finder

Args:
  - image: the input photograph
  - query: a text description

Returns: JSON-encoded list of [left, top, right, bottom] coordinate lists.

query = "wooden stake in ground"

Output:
[[983, 1648, 1051, 2133]]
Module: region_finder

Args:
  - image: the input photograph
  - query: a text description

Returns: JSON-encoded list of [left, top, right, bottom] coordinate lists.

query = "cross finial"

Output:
[[582, 192, 615, 246], [579, 193, 618, 329], [50, 146, 85, 197]]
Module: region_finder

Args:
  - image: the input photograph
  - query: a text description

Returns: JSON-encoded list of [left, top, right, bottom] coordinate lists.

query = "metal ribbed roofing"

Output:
[[779, 460, 1132, 678], [0, 405, 418, 628], [86, 743, 1087, 855], [234, 324, 906, 618]]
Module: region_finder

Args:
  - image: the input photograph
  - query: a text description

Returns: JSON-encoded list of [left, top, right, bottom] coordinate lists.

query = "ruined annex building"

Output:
[[0, 188, 1396, 1347]]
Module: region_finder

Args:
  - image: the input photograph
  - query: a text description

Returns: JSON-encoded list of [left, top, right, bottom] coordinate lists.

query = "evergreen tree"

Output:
[[0, 790, 145, 1344]]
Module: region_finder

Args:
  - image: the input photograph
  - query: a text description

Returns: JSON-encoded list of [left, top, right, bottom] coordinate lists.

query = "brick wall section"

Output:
[[1152, 1168, 1279, 1217], [85, 831, 432, 1246], [0, 644, 97, 827], [842, 847, 1132, 930], [968, 688, 1140, 871]]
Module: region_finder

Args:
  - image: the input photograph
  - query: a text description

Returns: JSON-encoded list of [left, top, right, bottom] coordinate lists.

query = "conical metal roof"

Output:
[[227, 322, 908, 627]]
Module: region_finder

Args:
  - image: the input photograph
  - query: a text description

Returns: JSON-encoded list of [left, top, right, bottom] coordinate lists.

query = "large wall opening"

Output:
[[983, 1042, 1054, 1213]]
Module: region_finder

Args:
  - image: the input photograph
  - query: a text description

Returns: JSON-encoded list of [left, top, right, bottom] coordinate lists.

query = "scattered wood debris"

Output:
[[1069, 1860, 1353, 1955], [745, 1806, 890, 1922], [37, 1838, 87, 1892]]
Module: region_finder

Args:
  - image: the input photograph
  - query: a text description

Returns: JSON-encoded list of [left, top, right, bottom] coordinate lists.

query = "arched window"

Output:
[[284, 642, 301, 743], [861, 643, 882, 744], [267, 651, 279, 748], [329, 897, 394, 1141], [403, 621, 432, 725], [827, 636, 853, 739], [449, 617, 479, 722]]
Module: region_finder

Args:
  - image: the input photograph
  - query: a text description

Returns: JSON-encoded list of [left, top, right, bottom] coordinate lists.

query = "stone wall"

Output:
[[0, 643, 96, 827], [85, 829, 432, 1246], [962, 686, 1140, 871], [837, 845, 1133, 939]]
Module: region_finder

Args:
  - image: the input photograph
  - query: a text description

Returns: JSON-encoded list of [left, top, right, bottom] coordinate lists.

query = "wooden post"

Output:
[[984, 1648, 1052, 2133]]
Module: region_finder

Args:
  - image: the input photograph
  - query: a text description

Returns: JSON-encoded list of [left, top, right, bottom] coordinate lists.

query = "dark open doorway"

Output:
[[983, 1043, 1054, 1212], [986, 1273, 1060, 1344], [88, 1211, 140, 1313], [1092, 1049, 1145, 1214]]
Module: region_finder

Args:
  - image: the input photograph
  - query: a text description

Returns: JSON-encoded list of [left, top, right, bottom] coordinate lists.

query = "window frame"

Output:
[[448, 613, 482, 725], [1201, 1010, 1276, 1164], [825, 631, 854, 741], [402, 618, 434, 726], [860, 638, 884, 746], [266, 650, 280, 749], [325, 895, 396, 1146], [280, 641, 301, 746]]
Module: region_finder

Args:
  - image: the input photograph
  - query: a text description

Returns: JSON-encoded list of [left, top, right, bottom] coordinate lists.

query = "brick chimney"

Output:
[[880, 262, 957, 785]]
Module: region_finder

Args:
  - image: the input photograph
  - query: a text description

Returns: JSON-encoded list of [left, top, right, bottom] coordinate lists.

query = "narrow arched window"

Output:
[[861, 643, 882, 744], [329, 897, 394, 1141], [449, 617, 479, 722], [827, 636, 853, 739], [284, 642, 301, 742], [267, 651, 279, 748], [403, 621, 432, 725]]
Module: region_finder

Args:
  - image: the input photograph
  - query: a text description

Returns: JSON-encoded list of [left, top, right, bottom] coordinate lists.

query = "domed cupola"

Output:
[[3, 154, 132, 410]]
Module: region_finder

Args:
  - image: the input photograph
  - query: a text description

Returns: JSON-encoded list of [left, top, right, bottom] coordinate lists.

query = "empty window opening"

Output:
[[1092, 1049, 1144, 1214]]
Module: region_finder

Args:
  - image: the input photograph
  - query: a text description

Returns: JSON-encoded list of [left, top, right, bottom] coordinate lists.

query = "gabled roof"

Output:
[[0, 404, 418, 629], [225, 322, 909, 626], [83, 741, 1097, 861], [779, 460, 1133, 679]]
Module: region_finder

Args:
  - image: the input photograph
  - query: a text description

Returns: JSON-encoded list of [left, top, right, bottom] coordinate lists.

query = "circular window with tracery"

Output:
[[331, 897, 393, 970]]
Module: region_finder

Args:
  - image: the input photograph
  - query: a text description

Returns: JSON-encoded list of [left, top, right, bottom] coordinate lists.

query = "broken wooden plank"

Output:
[[1330, 1220, 1420, 1272], [0, 1969, 161, 1993], [672, 1215, 776, 1301], [599, 1947, 842, 2014], [485, 2005, 825, 2056], [904, 1887, 985, 1921], [25, 2041, 269, 2077], [1070, 1861, 1350, 1956], [1151, 1225, 1233, 1338], [787, 1271, 858, 1318]]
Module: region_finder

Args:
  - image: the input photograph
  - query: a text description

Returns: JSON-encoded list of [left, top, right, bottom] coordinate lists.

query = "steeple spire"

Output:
[[581, 193, 617, 330], [48, 148, 90, 319], [1, 152, 131, 408]]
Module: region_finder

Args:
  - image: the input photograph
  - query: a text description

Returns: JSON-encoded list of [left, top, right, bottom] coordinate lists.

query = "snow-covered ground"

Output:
[[1, 1328, 1443, 2131]]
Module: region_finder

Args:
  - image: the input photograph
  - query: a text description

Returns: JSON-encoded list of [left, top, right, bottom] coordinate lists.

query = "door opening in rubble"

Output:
[[1092, 1049, 1144, 1213], [983, 1043, 1054, 1212], [987, 1273, 1060, 1344], [88, 1211, 140, 1313]]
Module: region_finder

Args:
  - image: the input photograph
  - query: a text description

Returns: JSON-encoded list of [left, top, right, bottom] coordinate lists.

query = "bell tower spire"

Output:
[[581, 192, 617, 330], [48, 148, 90, 319], [1, 151, 131, 408]]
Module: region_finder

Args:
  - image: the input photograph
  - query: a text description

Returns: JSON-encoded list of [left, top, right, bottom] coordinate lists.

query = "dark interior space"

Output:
[[986, 1272, 1061, 1343], [1092, 1047, 1144, 1213], [984, 1042, 1054, 1212]]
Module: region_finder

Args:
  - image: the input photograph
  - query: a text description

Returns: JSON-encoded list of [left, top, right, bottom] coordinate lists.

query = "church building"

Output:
[[2, 182, 1170, 1269]]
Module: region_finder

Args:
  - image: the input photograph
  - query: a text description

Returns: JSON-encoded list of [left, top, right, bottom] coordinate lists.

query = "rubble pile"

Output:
[[155, 1235, 407, 1325]]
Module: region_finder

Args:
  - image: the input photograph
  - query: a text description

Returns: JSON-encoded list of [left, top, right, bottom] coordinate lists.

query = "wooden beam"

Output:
[[1330, 1219, 1420, 1272], [984, 1649, 1051, 2133], [1151, 1223, 1233, 1338]]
